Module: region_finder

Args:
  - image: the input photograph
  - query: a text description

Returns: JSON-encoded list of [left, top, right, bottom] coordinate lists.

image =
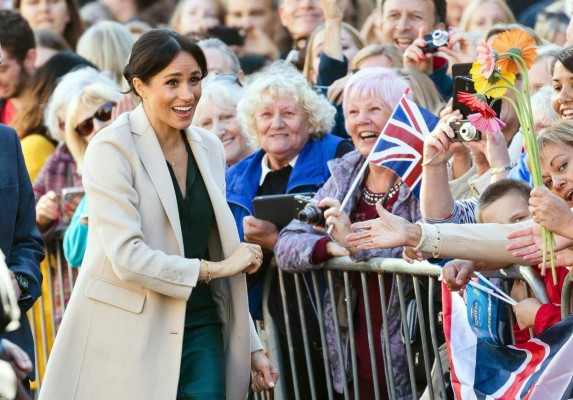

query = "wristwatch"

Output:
[[14, 274, 30, 297]]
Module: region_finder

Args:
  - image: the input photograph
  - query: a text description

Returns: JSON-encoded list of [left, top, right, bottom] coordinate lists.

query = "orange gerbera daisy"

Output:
[[491, 29, 537, 75]]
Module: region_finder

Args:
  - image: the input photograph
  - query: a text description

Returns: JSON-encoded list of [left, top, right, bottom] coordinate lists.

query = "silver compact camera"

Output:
[[294, 195, 326, 227], [422, 30, 449, 53], [449, 120, 482, 142]]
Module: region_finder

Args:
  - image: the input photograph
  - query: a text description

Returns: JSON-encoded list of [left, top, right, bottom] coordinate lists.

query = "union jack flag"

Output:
[[443, 281, 573, 399], [367, 94, 439, 198]]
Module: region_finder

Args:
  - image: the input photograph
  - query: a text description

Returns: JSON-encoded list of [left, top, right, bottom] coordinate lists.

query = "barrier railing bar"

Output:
[[278, 269, 300, 400], [412, 276, 434, 399], [293, 273, 317, 400], [360, 272, 381, 400], [428, 277, 447, 398], [343, 271, 359, 399], [310, 271, 335, 400], [396, 274, 418, 399], [55, 245, 66, 317], [378, 273, 396, 400], [326, 271, 350, 400], [260, 265, 286, 400]]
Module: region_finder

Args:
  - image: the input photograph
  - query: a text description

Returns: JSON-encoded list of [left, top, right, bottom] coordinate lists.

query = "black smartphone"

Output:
[[207, 25, 244, 46], [452, 63, 501, 118]]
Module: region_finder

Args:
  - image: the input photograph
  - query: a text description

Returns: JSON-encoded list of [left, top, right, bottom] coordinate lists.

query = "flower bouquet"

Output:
[[456, 30, 557, 283]]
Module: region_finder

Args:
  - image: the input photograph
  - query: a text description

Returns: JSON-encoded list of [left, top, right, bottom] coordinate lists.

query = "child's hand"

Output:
[[513, 298, 542, 330]]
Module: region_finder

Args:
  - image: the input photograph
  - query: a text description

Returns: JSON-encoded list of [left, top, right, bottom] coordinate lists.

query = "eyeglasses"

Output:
[[75, 102, 115, 137], [212, 74, 242, 87]]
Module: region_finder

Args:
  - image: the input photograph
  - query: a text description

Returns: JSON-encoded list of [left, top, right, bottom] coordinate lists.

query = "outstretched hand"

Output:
[[250, 350, 279, 392], [346, 202, 419, 250]]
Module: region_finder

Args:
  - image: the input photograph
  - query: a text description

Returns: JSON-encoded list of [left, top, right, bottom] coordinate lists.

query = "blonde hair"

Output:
[[397, 68, 444, 114], [76, 21, 134, 87], [237, 62, 336, 141], [538, 119, 573, 153], [169, 0, 223, 33], [302, 22, 365, 84], [459, 0, 516, 34], [65, 83, 121, 172], [350, 44, 403, 70]]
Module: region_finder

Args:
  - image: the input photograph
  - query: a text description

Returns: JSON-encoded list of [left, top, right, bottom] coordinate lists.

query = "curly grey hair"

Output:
[[236, 61, 336, 141]]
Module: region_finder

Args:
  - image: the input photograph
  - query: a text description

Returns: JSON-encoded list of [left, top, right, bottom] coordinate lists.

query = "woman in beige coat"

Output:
[[39, 29, 278, 400]]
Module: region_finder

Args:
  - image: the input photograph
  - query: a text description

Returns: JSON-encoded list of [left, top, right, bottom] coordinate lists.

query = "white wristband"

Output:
[[413, 222, 441, 257]]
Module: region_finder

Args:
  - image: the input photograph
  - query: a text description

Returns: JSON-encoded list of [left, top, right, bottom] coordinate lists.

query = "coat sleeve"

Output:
[[8, 132, 44, 311], [82, 134, 198, 300], [437, 220, 533, 264]]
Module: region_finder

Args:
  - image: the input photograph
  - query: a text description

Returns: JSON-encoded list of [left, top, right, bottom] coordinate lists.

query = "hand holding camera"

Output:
[[403, 27, 449, 74], [296, 196, 354, 251]]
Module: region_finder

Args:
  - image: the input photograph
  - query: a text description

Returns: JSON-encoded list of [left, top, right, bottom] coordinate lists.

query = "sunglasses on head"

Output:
[[75, 102, 116, 137]]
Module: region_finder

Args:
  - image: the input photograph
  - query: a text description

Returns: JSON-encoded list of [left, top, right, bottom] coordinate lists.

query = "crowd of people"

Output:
[[1, 0, 573, 398]]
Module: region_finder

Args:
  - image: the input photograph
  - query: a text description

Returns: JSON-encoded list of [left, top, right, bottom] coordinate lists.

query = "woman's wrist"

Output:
[[406, 223, 423, 248]]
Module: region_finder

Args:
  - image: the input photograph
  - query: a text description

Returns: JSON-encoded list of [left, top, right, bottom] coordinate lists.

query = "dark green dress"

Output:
[[168, 134, 226, 400]]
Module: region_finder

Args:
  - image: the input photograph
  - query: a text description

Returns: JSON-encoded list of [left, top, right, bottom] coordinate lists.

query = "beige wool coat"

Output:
[[39, 105, 263, 400]]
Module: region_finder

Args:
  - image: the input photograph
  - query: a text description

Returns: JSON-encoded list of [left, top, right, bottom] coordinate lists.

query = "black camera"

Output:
[[294, 195, 326, 227], [449, 120, 482, 142], [422, 30, 449, 53]]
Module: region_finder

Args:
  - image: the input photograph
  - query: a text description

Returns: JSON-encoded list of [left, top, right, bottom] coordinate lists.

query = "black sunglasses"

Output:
[[75, 102, 115, 136]]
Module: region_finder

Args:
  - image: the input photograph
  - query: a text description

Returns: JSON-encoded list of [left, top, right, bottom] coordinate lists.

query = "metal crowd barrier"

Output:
[[29, 245, 549, 399], [255, 258, 547, 400]]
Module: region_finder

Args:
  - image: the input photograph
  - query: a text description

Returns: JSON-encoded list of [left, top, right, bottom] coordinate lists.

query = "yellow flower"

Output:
[[470, 62, 515, 98], [492, 29, 537, 75]]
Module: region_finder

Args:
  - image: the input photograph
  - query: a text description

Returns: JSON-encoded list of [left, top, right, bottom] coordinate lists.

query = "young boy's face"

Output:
[[479, 191, 531, 225]]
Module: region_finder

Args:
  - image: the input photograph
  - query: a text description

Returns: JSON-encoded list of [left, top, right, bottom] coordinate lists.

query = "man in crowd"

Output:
[[0, 10, 36, 126], [378, 0, 454, 99], [0, 41, 44, 391]]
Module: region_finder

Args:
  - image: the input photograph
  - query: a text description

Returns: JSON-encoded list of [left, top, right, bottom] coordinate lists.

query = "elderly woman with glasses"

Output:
[[62, 82, 125, 268]]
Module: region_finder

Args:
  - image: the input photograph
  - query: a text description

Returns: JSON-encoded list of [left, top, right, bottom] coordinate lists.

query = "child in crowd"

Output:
[[476, 179, 568, 343]]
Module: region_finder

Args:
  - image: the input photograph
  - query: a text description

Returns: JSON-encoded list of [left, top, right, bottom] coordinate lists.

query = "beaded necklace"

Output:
[[361, 180, 403, 206]]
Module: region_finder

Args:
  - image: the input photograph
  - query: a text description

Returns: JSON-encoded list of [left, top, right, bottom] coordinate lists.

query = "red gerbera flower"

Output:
[[456, 92, 497, 118], [467, 112, 506, 133]]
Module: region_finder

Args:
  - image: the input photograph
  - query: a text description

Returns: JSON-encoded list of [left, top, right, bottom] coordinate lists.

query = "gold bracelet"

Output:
[[201, 259, 211, 284]]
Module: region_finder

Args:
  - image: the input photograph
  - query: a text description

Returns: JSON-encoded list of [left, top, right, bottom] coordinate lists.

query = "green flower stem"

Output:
[[476, 52, 557, 282], [486, 51, 558, 284]]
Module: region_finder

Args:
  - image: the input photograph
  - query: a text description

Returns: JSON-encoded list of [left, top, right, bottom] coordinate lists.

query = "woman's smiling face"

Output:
[[551, 61, 573, 121], [541, 142, 573, 206]]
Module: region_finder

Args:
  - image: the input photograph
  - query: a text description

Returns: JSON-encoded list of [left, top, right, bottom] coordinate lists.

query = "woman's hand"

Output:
[[327, 75, 351, 106], [465, 129, 510, 172], [529, 187, 573, 237], [322, 0, 346, 22], [316, 197, 353, 250], [111, 94, 135, 121], [442, 259, 474, 291], [250, 350, 279, 392], [402, 246, 430, 263], [346, 202, 421, 250], [513, 298, 542, 330], [423, 105, 462, 167], [243, 216, 279, 250], [36, 190, 60, 231], [211, 243, 263, 279], [506, 223, 573, 262]]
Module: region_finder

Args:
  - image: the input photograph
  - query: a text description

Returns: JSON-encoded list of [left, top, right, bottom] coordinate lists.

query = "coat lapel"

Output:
[[129, 105, 184, 256], [185, 128, 237, 257]]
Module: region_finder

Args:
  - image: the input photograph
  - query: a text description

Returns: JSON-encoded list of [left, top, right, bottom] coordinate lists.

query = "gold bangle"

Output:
[[201, 259, 211, 284]]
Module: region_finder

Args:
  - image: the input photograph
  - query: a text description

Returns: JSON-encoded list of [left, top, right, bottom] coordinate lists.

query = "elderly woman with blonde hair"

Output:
[[62, 82, 123, 268], [193, 79, 254, 167], [226, 61, 353, 399]]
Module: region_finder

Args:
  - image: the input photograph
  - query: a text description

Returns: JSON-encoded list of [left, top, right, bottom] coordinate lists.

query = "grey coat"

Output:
[[275, 151, 422, 399]]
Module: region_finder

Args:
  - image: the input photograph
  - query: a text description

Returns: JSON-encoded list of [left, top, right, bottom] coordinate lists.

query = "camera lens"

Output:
[[460, 123, 477, 141], [298, 204, 325, 226], [431, 30, 448, 47]]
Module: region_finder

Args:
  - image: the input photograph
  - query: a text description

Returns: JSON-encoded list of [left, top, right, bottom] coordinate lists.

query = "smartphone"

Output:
[[60, 187, 85, 224], [207, 25, 244, 46], [452, 63, 501, 118]]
